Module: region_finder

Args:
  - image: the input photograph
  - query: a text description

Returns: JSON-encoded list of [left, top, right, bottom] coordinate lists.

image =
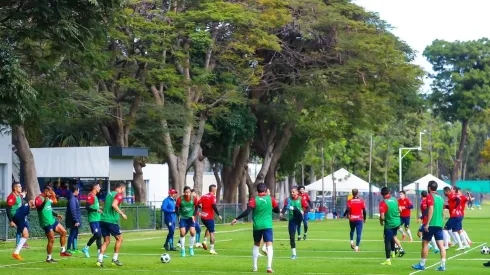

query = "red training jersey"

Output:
[[420, 197, 428, 224], [300, 193, 310, 211], [249, 193, 279, 209], [198, 193, 217, 220], [398, 198, 413, 217], [176, 196, 198, 208], [347, 197, 365, 221], [447, 193, 462, 217], [7, 193, 19, 207], [86, 193, 97, 206], [458, 195, 467, 216], [378, 195, 391, 214]]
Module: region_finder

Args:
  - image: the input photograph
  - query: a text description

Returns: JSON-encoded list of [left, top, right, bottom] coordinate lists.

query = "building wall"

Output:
[[0, 130, 13, 200]]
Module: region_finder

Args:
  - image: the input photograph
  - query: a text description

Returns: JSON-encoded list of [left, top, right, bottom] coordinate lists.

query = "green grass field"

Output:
[[0, 208, 489, 275]]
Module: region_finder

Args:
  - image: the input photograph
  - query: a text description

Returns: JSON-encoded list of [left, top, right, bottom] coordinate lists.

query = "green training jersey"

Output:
[[383, 196, 400, 229], [100, 191, 122, 224], [8, 194, 22, 217], [37, 196, 55, 228], [87, 193, 101, 222], [178, 196, 195, 218], [287, 196, 303, 220], [428, 193, 444, 227], [252, 195, 273, 230]]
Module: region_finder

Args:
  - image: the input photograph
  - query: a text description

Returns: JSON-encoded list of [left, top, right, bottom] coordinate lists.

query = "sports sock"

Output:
[[459, 232, 469, 246], [462, 231, 472, 243], [190, 236, 195, 248], [16, 233, 20, 246], [113, 253, 118, 261], [266, 246, 273, 268], [292, 248, 296, 256], [210, 244, 215, 251], [97, 249, 101, 255], [203, 237, 208, 244], [61, 247, 66, 253], [252, 246, 259, 270], [443, 230, 449, 248], [98, 253, 103, 262], [180, 237, 186, 249], [453, 232, 463, 248], [14, 237, 27, 254], [196, 233, 200, 243], [47, 254, 52, 260], [420, 258, 426, 266], [398, 228, 405, 235], [441, 258, 446, 267], [406, 229, 413, 240], [262, 244, 266, 251]]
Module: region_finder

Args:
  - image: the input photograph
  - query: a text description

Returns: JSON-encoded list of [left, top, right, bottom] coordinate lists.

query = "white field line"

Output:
[[0, 260, 47, 268], [408, 243, 487, 275]]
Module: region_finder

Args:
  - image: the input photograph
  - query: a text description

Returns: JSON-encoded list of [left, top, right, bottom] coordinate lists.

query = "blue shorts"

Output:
[[89, 222, 101, 235], [418, 225, 425, 233], [13, 206, 30, 235], [400, 217, 410, 227], [100, 221, 121, 237], [383, 227, 398, 241], [43, 221, 59, 234], [445, 217, 463, 232], [253, 228, 273, 243], [423, 226, 443, 241], [179, 218, 195, 231], [201, 218, 215, 233]]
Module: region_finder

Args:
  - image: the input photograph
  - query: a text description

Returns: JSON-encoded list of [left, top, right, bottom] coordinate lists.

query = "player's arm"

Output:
[[175, 197, 181, 218], [212, 203, 221, 217], [6, 195, 15, 222], [406, 200, 414, 210], [234, 205, 253, 220], [343, 208, 349, 218], [35, 196, 47, 211], [362, 208, 366, 222], [112, 194, 127, 220], [281, 199, 288, 214], [379, 201, 386, 226], [271, 197, 280, 213], [162, 198, 174, 213]]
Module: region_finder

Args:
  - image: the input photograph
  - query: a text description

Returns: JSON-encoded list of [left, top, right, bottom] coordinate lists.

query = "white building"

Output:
[[0, 129, 13, 200]]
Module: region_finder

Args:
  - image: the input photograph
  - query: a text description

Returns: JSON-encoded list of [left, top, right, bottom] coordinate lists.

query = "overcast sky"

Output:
[[354, 0, 490, 91]]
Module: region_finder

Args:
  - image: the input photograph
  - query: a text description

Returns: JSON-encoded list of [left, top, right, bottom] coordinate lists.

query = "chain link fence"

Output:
[[0, 205, 156, 241]]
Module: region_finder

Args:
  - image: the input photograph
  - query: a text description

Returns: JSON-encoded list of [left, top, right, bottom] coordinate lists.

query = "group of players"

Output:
[[7, 181, 129, 267]]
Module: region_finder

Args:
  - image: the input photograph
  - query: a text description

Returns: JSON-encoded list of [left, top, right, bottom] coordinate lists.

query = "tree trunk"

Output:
[[246, 170, 255, 199], [309, 165, 316, 201], [133, 159, 146, 203], [212, 163, 222, 202], [12, 125, 40, 200], [451, 119, 469, 185], [238, 169, 248, 210], [222, 143, 250, 203], [192, 145, 204, 196], [264, 153, 280, 195]]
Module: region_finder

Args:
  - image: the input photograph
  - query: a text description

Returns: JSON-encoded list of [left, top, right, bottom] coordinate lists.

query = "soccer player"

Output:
[[190, 189, 203, 248], [398, 191, 413, 242], [297, 186, 311, 241], [97, 182, 128, 267], [176, 186, 198, 257], [162, 189, 178, 251], [35, 186, 72, 263], [280, 186, 307, 259], [455, 187, 472, 246], [199, 184, 222, 254], [379, 187, 404, 266], [344, 188, 366, 252], [232, 183, 280, 273], [443, 186, 469, 251], [417, 191, 439, 253], [7, 182, 33, 260], [82, 183, 104, 258], [412, 180, 447, 271], [66, 185, 81, 253]]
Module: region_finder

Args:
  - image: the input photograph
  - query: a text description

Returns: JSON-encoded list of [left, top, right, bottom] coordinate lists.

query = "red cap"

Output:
[[169, 189, 178, 195]]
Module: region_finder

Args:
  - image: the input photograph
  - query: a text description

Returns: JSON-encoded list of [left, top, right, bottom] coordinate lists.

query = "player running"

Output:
[[190, 189, 203, 248], [398, 191, 413, 242], [198, 184, 222, 254], [443, 186, 469, 250], [280, 186, 307, 259], [82, 183, 105, 258], [412, 180, 447, 271], [417, 191, 439, 253], [162, 189, 178, 251], [454, 187, 472, 246], [297, 186, 311, 241], [176, 186, 198, 257], [232, 183, 280, 273], [379, 187, 405, 266], [344, 188, 366, 252], [97, 182, 128, 267], [7, 182, 33, 260], [35, 186, 72, 263]]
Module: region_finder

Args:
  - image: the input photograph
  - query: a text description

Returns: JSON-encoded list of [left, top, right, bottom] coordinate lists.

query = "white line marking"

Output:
[[408, 243, 486, 275], [0, 260, 46, 268]]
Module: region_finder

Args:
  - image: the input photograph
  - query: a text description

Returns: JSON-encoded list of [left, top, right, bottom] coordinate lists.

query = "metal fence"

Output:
[[0, 205, 156, 241]]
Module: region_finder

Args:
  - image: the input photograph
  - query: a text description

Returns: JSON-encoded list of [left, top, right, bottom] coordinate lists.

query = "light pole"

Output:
[[399, 131, 426, 191]]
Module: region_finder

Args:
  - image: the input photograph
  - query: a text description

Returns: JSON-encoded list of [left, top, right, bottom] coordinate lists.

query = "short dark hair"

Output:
[[421, 191, 428, 198], [91, 182, 100, 191], [298, 185, 305, 190], [69, 184, 78, 193], [115, 182, 126, 189], [443, 186, 451, 193], [381, 187, 390, 196], [209, 184, 216, 192], [44, 185, 53, 191], [453, 186, 460, 192], [257, 183, 267, 193], [191, 189, 196, 193], [352, 188, 359, 197], [183, 186, 191, 192], [11, 182, 20, 190], [290, 186, 298, 192], [399, 191, 406, 195], [428, 180, 438, 191]]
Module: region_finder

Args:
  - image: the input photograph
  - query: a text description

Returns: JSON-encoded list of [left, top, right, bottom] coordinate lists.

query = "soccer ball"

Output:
[[160, 253, 171, 263], [481, 246, 490, 255]]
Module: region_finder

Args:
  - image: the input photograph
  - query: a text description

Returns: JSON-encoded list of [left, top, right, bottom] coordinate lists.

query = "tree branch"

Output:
[[186, 111, 208, 169]]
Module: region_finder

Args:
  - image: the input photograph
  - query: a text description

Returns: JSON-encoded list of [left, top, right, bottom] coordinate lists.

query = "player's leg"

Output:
[[399, 219, 407, 241], [288, 220, 297, 259], [55, 223, 70, 256], [434, 228, 447, 271], [195, 221, 202, 247], [67, 227, 75, 252], [12, 222, 28, 260], [203, 228, 210, 247], [355, 220, 363, 251], [404, 218, 413, 241], [442, 229, 450, 249], [381, 229, 392, 265], [252, 231, 262, 272], [349, 221, 355, 249], [296, 221, 301, 241], [462, 229, 472, 245], [412, 232, 430, 270], [179, 218, 188, 256], [45, 230, 56, 263], [206, 219, 217, 254], [303, 213, 308, 240], [97, 222, 111, 266], [188, 223, 196, 256], [112, 232, 124, 266], [264, 229, 274, 272]]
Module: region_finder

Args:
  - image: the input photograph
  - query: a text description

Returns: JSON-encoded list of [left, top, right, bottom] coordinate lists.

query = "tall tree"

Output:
[[424, 38, 490, 184]]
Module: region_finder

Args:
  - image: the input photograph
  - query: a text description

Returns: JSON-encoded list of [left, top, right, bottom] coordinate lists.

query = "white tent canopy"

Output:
[[404, 174, 451, 191], [305, 168, 380, 193]]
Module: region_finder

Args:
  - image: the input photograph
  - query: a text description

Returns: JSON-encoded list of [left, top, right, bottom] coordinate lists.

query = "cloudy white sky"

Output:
[[354, 0, 490, 92]]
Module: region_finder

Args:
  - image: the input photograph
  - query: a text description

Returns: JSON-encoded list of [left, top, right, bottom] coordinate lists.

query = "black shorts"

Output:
[[100, 221, 121, 237]]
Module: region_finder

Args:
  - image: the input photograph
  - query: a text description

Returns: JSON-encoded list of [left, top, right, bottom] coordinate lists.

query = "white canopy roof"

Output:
[[305, 168, 380, 192], [404, 174, 451, 191]]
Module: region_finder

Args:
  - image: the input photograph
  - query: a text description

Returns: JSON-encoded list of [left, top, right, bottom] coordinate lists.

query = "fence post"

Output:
[[136, 206, 140, 230], [223, 204, 226, 224], [3, 210, 7, 241], [153, 206, 157, 229]]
